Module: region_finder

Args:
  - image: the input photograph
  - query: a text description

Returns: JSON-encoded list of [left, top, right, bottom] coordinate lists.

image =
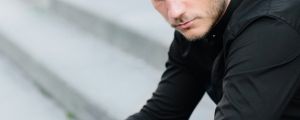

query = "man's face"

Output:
[[151, 0, 228, 41]]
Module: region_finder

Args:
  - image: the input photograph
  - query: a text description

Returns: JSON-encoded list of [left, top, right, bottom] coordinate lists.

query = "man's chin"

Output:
[[179, 30, 207, 41]]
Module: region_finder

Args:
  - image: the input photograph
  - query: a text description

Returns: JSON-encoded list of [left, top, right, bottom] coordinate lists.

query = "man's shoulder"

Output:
[[225, 0, 300, 40], [223, 0, 300, 61]]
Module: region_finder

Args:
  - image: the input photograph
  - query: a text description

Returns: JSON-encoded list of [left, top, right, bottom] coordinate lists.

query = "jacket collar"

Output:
[[208, 0, 242, 39]]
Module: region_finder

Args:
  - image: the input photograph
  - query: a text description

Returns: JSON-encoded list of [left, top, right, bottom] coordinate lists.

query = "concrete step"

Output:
[[0, 0, 215, 120], [0, 0, 161, 120], [29, 0, 174, 70], [0, 52, 67, 120]]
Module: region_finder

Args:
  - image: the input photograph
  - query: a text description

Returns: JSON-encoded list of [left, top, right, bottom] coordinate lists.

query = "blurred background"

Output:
[[0, 0, 215, 119]]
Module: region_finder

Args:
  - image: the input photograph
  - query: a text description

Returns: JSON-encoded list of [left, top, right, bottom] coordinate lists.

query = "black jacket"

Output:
[[127, 0, 300, 119]]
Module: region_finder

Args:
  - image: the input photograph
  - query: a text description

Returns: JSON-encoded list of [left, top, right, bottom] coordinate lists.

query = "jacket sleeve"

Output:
[[127, 31, 209, 120], [215, 18, 300, 120]]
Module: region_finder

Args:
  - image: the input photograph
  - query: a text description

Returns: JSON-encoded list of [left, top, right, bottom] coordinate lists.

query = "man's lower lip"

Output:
[[176, 20, 194, 30]]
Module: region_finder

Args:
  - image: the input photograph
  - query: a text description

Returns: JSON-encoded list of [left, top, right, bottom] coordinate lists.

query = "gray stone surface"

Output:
[[0, 52, 66, 120], [34, 0, 174, 70]]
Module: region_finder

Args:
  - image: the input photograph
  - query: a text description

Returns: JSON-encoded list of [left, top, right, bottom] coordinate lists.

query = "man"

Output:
[[127, 0, 300, 119]]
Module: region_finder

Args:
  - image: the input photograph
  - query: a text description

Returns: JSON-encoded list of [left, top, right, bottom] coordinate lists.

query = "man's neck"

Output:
[[216, 0, 232, 26], [224, 0, 232, 16]]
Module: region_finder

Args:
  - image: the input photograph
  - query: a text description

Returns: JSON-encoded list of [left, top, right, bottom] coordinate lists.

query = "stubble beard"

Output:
[[179, 0, 227, 41]]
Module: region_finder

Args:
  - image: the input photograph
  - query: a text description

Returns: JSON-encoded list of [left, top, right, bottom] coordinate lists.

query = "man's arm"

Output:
[[215, 17, 300, 120], [127, 32, 209, 120]]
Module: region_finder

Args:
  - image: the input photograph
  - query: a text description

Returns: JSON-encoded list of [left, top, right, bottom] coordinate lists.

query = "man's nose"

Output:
[[166, 0, 185, 20]]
